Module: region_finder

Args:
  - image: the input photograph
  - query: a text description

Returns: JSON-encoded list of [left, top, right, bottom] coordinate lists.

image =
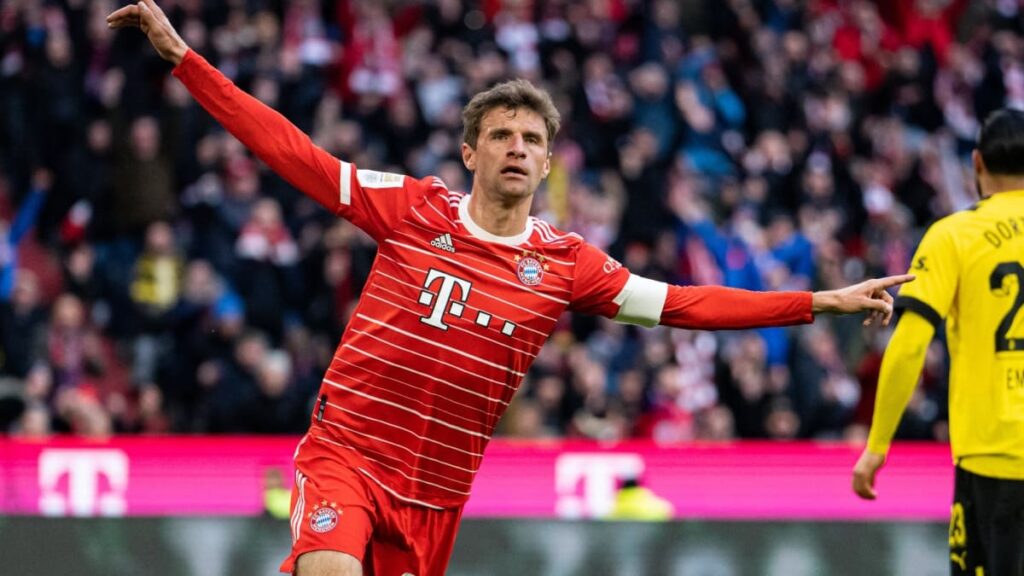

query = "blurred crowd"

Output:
[[0, 0, 1006, 443]]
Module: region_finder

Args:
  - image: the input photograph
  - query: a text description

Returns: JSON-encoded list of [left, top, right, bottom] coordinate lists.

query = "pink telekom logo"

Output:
[[554, 453, 645, 518], [37, 449, 129, 516]]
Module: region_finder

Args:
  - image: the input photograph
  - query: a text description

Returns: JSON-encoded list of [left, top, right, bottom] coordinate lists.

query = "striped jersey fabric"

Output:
[[174, 50, 631, 508], [317, 166, 631, 507]]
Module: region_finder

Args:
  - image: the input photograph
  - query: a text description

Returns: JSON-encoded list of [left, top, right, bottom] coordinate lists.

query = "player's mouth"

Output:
[[500, 165, 529, 179]]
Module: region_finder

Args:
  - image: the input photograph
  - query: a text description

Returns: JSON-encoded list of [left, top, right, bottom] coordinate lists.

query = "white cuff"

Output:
[[612, 274, 668, 327]]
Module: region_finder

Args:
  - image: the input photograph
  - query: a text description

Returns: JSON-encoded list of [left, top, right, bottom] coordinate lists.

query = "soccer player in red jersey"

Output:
[[110, 2, 913, 574]]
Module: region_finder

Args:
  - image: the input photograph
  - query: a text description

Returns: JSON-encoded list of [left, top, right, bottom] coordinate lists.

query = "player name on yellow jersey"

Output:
[[981, 216, 1024, 248]]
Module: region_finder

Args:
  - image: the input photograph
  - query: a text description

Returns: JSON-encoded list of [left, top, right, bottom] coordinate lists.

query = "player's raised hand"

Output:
[[107, 0, 188, 65], [811, 274, 915, 326], [852, 449, 886, 500]]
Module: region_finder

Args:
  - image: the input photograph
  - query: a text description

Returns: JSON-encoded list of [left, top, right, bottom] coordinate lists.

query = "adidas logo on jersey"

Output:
[[430, 233, 456, 253]]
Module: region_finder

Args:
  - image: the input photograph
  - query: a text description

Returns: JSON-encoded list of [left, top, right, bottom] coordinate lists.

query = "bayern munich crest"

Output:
[[517, 256, 544, 286], [309, 501, 340, 533]]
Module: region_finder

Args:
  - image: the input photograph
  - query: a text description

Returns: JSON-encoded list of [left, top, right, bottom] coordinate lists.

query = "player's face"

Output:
[[463, 106, 551, 202]]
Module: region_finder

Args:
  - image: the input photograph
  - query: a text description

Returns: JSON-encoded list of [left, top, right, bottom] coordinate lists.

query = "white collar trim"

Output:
[[458, 194, 533, 246]]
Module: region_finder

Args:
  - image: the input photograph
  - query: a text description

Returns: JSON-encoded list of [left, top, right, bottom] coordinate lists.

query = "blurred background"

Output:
[[0, 0, 1010, 573]]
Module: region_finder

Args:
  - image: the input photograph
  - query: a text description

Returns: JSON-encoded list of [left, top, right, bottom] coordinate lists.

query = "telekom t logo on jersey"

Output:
[[419, 268, 515, 336]]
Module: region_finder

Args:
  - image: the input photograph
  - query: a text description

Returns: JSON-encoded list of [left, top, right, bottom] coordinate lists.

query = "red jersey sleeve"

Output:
[[172, 49, 430, 242], [568, 240, 812, 328], [660, 285, 813, 329], [568, 242, 631, 318]]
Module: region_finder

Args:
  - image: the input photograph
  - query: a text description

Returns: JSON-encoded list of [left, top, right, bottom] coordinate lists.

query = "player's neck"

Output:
[[981, 174, 1024, 198], [465, 190, 532, 237]]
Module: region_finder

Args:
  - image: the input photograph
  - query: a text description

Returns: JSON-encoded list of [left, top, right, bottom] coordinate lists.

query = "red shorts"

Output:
[[279, 432, 464, 575]]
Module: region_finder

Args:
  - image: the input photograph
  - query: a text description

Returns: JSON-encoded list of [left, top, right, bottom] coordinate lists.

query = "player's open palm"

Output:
[[107, 0, 188, 65]]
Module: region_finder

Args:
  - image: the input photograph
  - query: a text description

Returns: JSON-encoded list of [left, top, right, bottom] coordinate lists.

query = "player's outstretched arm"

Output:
[[811, 274, 915, 326], [107, 0, 188, 65], [645, 274, 914, 331], [107, 0, 344, 214]]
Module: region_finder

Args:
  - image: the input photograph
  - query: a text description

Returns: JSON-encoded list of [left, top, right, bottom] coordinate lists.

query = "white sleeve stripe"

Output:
[[612, 274, 668, 328], [340, 161, 352, 205]]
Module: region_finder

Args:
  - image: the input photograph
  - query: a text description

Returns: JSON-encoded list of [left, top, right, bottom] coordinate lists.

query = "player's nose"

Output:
[[506, 134, 527, 156]]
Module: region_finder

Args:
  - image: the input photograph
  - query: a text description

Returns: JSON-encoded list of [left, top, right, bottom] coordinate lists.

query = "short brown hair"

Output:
[[461, 79, 561, 149]]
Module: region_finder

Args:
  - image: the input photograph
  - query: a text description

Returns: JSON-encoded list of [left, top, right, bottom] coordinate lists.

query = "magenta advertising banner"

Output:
[[0, 437, 952, 519]]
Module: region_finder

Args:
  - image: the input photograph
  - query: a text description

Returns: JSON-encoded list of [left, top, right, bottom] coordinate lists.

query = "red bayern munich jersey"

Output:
[[318, 170, 631, 508], [175, 51, 632, 508]]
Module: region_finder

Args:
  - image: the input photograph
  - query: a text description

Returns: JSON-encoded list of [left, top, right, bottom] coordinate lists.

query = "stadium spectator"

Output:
[[0, 272, 47, 379], [234, 198, 301, 339], [238, 348, 309, 434], [10, 401, 52, 439], [200, 329, 269, 433], [0, 170, 48, 303], [129, 220, 184, 387]]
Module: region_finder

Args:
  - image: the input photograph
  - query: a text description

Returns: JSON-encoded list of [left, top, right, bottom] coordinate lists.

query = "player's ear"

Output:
[[541, 152, 551, 179], [462, 142, 476, 172], [972, 150, 985, 176]]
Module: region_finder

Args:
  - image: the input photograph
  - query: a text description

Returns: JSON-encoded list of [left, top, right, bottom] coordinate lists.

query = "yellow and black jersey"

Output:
[[895, 190, 1024, 479]]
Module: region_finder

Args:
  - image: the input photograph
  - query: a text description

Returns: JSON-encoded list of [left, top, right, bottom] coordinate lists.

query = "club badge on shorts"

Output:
[[514, 250, 548, 286], [309, 501, 341, 533]]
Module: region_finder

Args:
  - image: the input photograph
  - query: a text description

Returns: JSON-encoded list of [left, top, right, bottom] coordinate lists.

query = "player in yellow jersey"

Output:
[[853, 108, 1024, 575]]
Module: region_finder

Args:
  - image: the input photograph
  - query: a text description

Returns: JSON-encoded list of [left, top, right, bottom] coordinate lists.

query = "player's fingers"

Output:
[[136, 0, 162, 32], [852, 471, 877, 500], [882, 300, 895, 326], [867, 299, 891, 326], [853, 452, 885, 500], [876, 274, 915, 290], [107, 17, 134, 29], [877, 289, 894, 305], [107, 5, 137, 20], [139, 0, 166, 21], [106, 5, 139, 26], [864, 309, 877, 326], [108, 17, 141, 29], [865, 308, 885, 326], [852, 460, 878, 499], [862, 297, 891, 315], [864, 469, 877, 499]]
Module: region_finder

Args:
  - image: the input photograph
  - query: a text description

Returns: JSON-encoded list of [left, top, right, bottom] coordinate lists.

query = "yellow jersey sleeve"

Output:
[[895, 217, 961, 327], [866, 312, 936, 455]]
